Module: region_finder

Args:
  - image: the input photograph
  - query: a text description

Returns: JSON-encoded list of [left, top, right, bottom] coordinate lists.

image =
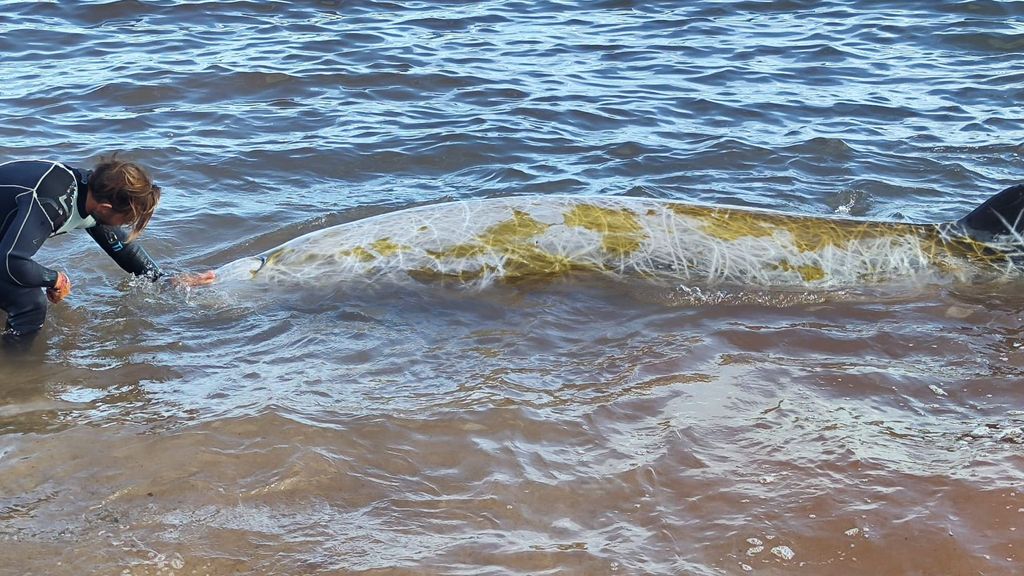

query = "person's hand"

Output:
[[47, 271, 72, 304], [171, 270, 216, 288]]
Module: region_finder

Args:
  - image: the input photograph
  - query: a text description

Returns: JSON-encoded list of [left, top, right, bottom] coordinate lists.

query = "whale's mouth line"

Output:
[[251, 255, 268, 277]]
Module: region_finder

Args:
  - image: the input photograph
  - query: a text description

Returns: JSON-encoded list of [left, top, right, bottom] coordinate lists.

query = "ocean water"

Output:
[[1, 1, 1023, 574]]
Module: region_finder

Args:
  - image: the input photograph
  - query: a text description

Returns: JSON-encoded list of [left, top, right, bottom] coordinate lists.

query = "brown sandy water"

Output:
[[2, 280, 1023, 575]]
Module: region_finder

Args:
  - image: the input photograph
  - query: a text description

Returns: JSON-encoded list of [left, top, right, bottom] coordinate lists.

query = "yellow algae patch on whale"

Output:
[[941, 234, 1014, 266], [564, 204, 646, 256], [501, 249, 590, 278], [369, 237, 409, 257], [406, 265, 492, 284], [427, 209, 550, 260], [339, 246, 376, 262], [773, 259, 826, 282], [478, 209, 589, 277], [781, 219, 919, 253], [417, 210, 598, 281], [669, 203, 931, 253], [669, 204, 777, 241], [427, 243, 487, 259], [480, 209, 551, 243], [331, 238, 409, 263]]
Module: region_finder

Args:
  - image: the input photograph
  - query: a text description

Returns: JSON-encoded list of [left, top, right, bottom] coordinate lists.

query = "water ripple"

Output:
[[3, 1, 1024, 574]]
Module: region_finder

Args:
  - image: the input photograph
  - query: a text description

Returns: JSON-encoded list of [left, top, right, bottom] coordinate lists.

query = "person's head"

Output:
[[89, 155, 161, 241]]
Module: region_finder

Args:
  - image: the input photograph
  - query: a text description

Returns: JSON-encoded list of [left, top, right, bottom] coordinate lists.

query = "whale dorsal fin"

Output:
[[956, 183, 1024, 241]]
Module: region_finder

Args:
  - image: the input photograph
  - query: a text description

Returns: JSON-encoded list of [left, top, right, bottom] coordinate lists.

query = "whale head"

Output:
[[214, 256, 267, 282]]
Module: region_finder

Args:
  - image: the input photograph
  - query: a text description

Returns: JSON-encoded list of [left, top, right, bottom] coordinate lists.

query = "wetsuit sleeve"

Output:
[[87, 225, 164, 281], [0, 192, 60, 288]]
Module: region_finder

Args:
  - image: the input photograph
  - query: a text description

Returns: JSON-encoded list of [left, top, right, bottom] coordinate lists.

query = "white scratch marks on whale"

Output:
[[214, 191, 1024, 290]]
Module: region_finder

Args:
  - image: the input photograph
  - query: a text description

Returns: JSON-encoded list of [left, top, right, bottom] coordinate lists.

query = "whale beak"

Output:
[[215, 256, 268, 282]]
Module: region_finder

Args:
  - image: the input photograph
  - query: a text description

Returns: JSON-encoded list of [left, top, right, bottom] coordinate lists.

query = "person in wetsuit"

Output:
[[0, 157, 213, 343]]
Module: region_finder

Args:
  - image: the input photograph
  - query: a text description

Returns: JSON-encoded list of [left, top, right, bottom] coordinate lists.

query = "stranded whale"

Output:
[[214, 185, 1024, 289]]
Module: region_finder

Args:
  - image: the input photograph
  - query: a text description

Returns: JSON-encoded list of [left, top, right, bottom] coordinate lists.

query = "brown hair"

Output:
[[90, 155, 161, 241]]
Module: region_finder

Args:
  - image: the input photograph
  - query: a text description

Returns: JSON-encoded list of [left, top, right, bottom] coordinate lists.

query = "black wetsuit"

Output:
[[0, 160, 162, 337]]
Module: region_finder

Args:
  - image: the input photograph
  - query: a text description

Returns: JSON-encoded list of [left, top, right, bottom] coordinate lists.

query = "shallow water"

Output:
[[1, 1, 1023, 574]]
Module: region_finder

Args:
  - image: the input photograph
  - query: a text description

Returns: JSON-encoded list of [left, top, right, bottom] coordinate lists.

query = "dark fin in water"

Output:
[[956, 183, 1024, 241]]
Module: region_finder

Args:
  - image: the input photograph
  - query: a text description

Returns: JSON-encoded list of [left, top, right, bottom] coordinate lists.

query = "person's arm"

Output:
[[87, 224, 217, 287], [0, 192, 61, 288], [86, 224, 163, 280]]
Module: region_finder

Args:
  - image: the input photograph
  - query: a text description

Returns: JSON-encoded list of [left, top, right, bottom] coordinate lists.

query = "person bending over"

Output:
[[0, 157, 213, 344]]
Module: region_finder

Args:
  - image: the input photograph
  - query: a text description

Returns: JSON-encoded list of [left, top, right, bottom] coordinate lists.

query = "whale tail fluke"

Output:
[[956, 183, 1024, 242]]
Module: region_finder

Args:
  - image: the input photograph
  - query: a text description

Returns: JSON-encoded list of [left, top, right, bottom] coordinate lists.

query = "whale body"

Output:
[[214, 186, 1024, 290]]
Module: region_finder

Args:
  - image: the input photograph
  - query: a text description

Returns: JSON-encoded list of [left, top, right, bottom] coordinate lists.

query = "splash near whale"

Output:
[[214, 186, 1024, 290]]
